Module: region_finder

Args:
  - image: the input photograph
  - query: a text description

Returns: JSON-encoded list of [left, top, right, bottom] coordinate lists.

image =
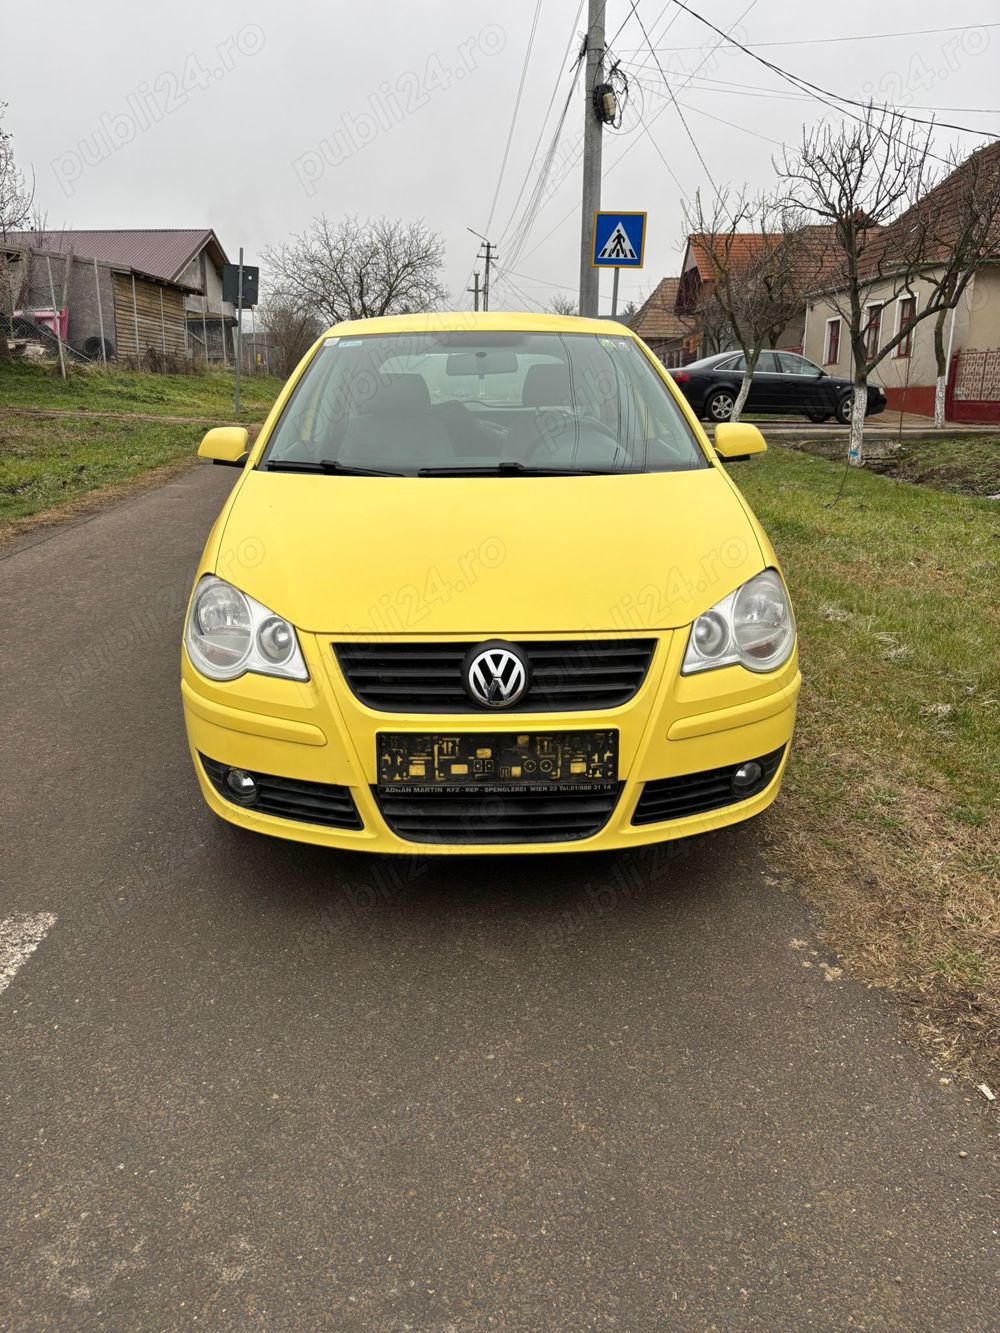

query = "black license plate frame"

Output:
[[376, 730, 619, 796]]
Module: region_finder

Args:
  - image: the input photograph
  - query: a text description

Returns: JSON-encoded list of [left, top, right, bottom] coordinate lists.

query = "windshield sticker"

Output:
[[338, 338, 364, 348]]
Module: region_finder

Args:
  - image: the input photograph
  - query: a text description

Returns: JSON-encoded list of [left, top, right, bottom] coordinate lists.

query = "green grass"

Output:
[[0, 360, 283, 422], [0, 412, 210, 524], [739, 446, 1000, 1080], [0, 361, 285, 533], [884, 436, 1000, 497]]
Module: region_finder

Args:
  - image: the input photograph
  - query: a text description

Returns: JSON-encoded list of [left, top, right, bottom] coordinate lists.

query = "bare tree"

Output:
[[0, 104, 35, 363], [257, 294, 322, 378], [778, 106, 1000, 458], [694, 295, 734, 357], [548, 293, 577, 316], [684, 188, 823, 421], [264, 215, 448, 326]]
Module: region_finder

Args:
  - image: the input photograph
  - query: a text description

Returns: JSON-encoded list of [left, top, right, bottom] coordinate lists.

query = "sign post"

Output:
[[592, 211, 646, 320], [222, 255, 260, 413], [235, 248, 244, 413]]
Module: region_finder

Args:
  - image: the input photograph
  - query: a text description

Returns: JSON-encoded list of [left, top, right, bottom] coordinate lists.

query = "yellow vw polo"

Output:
[[181, 312, 799, 854]]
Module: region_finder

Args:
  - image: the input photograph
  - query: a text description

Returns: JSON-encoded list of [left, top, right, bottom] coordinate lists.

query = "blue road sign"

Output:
[[592, 211, 646, 268]]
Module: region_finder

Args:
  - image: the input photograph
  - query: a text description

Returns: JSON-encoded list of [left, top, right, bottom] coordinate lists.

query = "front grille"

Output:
[[200, 755, 363, 830], [334, 640, 656, 713], [374, 785, 623, 845], [631, 747, 785, 825]]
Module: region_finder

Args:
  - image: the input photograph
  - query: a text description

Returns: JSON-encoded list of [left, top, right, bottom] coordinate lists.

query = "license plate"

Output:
[[376, 730, 619, 795]]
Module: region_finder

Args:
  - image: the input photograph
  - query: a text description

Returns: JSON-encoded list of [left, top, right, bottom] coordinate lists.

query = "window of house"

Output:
[[824, 317, 841, 366], [895, 295, 916, 358], [864, 304, 883, 360]]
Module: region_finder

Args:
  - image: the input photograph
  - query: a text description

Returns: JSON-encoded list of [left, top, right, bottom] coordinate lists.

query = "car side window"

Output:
[[754, 352, 779, 373], [777, 352, 814, 376], [715, 355, 741, 371]]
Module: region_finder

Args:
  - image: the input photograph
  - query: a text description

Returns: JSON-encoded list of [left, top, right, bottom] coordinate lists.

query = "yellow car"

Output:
[[182, 312, 798, 854]]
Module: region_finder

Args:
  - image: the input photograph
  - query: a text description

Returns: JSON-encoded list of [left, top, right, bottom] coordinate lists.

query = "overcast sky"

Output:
[[3, 1, 998, 315]]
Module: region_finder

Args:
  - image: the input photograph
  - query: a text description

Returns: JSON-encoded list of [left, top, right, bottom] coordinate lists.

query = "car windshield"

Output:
[[260, 331, 708, 476]]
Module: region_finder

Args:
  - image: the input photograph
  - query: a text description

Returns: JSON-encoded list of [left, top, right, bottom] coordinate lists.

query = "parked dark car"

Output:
[[669, 350, 886, 425]]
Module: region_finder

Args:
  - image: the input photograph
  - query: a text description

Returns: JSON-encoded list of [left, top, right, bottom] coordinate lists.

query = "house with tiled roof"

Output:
[[801, 142, 1000, 420], [676, 226, 836, 357], [628, 277, 696, 366], [4, 228, 236, 364]]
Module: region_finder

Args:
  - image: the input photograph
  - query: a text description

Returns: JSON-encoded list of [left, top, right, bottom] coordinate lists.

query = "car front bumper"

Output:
[[181, 630, 799, 855]]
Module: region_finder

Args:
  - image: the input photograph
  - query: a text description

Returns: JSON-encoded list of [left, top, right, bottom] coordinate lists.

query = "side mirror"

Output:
[[198, 426, 249, 467], [714, 422, 767, 463]]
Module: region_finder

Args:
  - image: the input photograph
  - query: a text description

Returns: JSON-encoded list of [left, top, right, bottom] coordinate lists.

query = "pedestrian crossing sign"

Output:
[[592, 211, 646, 268]]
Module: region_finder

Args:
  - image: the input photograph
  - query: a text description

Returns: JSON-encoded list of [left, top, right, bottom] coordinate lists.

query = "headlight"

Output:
[[682, 569, 795, 675], [185, 575, 308, 682]]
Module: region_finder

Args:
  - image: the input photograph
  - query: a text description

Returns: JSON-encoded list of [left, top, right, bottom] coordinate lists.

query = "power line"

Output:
[[503, 57, 584, 269], [627, 70, 1000, 115], [631, 0, 720, 194], [516, 0, 764, 265], [611, 21, 1000, 51], [491, 267, 547, 311], [484, 0, 544, 235], [668, 0, 999, 141], [500, 265, 579, 291], [497, 0, 585, 247], [494, 2, 688, 270]]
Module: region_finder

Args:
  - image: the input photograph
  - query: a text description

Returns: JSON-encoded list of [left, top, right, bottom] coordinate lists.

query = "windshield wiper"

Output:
[[264, 459, 404, 477], [417, 461, 617, 477]]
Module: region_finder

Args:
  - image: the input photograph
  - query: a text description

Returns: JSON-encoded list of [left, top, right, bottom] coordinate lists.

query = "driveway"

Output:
[[1, 468, 996, 1330]]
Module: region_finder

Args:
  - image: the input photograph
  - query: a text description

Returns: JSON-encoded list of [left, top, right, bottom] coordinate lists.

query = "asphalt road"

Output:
[[2, 467, 997, 1331]]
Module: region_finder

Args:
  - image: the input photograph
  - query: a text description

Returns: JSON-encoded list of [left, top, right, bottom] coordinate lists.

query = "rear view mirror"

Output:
[[714, 422, 767, 462], [198, 426, 249, 467], [446, 351, 518, 376]]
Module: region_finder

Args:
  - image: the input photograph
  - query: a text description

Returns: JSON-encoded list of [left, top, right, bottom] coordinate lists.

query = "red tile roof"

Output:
[[629, 277, 693, 342], [3, 228, 228, 283], [686, 226, 838, 288]]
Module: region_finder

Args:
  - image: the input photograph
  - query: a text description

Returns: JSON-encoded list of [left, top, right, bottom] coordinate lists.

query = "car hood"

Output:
[[215, 468, 765, 634]]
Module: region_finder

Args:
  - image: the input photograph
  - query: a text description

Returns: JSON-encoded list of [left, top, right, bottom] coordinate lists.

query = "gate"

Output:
[[946, 348, 1000, 423]]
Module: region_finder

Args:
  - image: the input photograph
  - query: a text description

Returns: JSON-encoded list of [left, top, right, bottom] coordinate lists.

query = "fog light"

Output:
[[732, 760, 763, 794], [225, 768, 258, 804]]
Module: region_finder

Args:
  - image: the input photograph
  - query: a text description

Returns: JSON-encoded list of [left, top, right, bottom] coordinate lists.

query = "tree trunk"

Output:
[[849, 382, 867, 466], [0, 256, 12, 363], [932, 308, 948, 429], [731, 369, 753, 422]]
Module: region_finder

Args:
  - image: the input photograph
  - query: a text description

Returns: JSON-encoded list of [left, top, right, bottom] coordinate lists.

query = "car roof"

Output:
[[682, 351, 743, 369], [324, 311, 635, 338]]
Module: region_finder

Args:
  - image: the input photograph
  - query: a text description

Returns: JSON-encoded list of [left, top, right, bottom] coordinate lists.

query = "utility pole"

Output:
[[234, 246, 244, 414], [467, 271, 481, 311], [467, 228, 497, 312], [578, 0, 606, 318]]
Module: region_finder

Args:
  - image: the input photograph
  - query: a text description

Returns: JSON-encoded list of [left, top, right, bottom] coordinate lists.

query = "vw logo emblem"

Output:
[[464, 642, 529, 708]]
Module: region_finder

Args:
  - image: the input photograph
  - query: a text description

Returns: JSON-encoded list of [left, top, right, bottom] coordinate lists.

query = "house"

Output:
[[627, 278, 695, 366], [3, 240, 198, 364], [801, 144, 1000, 421], [675, 227, 835, 357], [4, 228, 236, 364]]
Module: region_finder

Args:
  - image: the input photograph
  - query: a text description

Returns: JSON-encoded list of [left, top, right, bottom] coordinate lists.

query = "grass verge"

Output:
[[0, 412, 209, 530], [0, 361, 283, 421], [0, 362, 283, 538], [740, 446, 999, 1087], [883, 436, 1000, 497]]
